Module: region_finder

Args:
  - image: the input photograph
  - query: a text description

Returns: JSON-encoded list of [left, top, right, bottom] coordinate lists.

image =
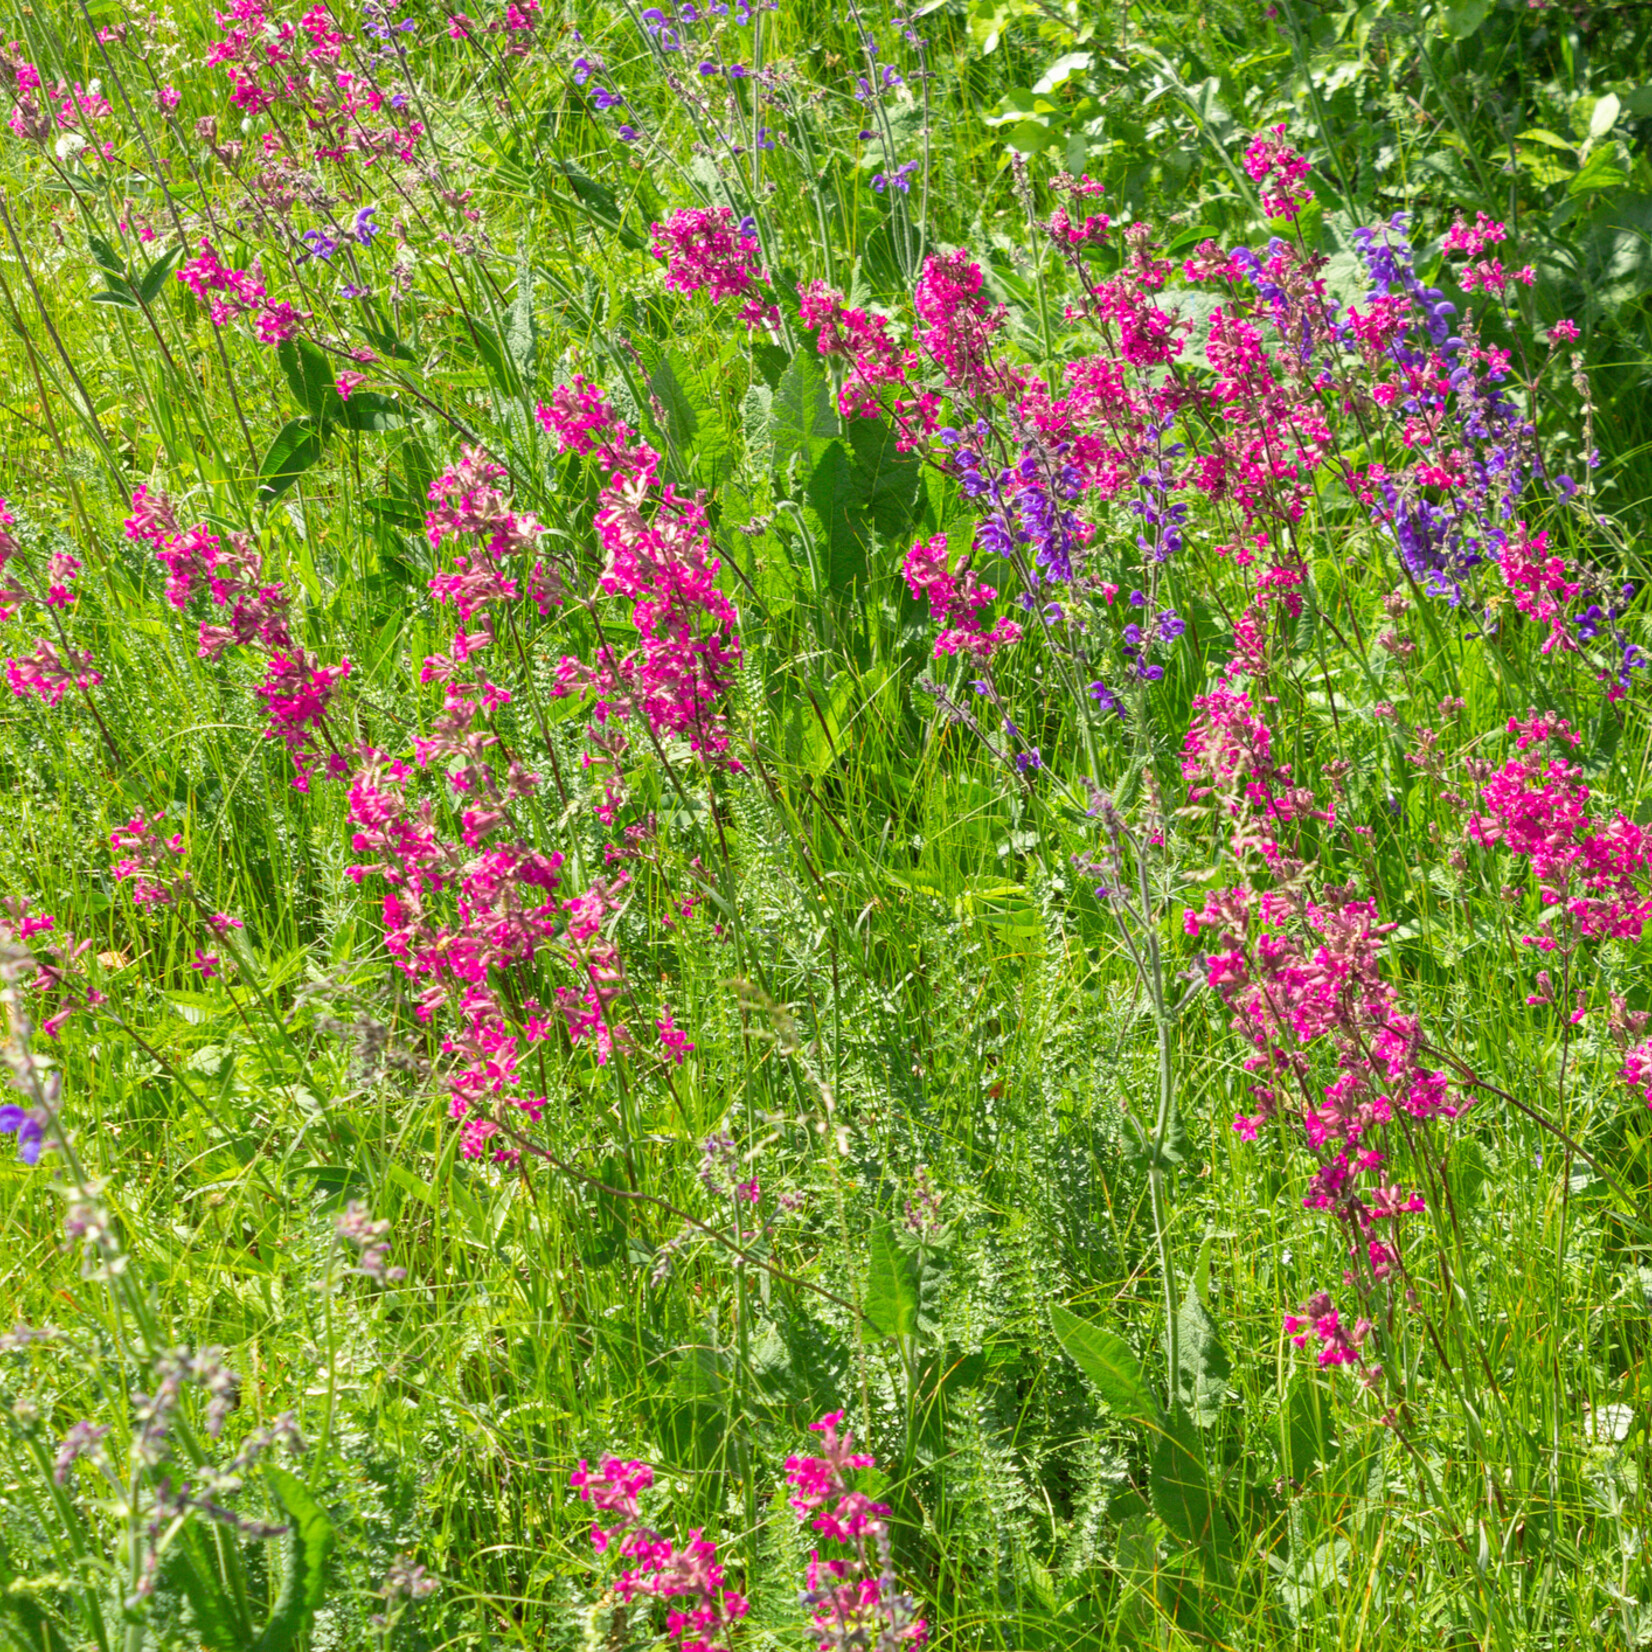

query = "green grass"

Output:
[[0, 0, 1649, 1648]]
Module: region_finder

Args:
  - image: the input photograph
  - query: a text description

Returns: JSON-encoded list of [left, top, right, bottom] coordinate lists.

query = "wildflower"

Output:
[[0, 1105, 44, 1165]]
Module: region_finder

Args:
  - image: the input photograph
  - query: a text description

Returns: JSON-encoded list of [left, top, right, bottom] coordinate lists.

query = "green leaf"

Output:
[[1589, 93, 1622, 140], [1049, 1304, 1160, 1424], [1282, 1373, 1339, 1484], [1032, 51, 1091, 94], [258, 418, 324, 504], [254, 1468, 334, 1652], [804, 441, 870, 592], [1150, 1408, 1231, 1567], [1175, 1287, 1231, 1427], [865, 1216, 919, 1339], [277, 338, 344, 423], [1121, 1103, 1187, 1171], [546, 157, 646, 249], [741, 383, 774, 476], [136, 244, 182, 304], [87, 233, 126, 280], [845, 416, 921, 543], [1569, 143, 1628, 196], [1442, 0, 1487, 38], [505, 249, 537, 384], [769, 351, 840, 478], [334, 391, 406, 433], [360, 321, 418, 361], [1516, 127, 1577, 151], [172, 1526, 255, 1651]]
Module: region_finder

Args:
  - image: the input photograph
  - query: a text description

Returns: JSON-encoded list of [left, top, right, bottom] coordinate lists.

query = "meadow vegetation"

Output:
[[1, 0, 1651, 1646]]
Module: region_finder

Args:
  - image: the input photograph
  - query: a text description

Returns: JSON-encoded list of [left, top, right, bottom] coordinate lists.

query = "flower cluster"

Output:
[[570, 1412, 924, 1652], [538, 378, 745, 767], [650, 208, 778, 331], [570, 1456, 749, 1652], [901, 533, 1021, 661], [1242, 124, 1314, 221]]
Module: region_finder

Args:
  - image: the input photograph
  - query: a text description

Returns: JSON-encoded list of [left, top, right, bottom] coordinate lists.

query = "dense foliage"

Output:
[[1, 0, 1652, 1647]]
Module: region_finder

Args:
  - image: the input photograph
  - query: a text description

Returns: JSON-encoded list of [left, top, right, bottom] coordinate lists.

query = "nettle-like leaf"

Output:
[[1049, 1304, 1160, 1425]]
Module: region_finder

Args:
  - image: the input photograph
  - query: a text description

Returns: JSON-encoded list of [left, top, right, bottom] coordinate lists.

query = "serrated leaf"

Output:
[[254, 1468, 334, 1652], [742, 383, 774, 476], [258, 418, 324, 504], [1150, 1408, 1231, 1567], [804, 440, 869, 591], [1175, 1288, 1230, 1426], [865, 1217, 918, 1339], [172, 1526, 256, 1651], [770, 351, 840, 477], [846, 416, 920, 543], [505, 249, 537, 384], [1049, 1304, 1160, 1424]]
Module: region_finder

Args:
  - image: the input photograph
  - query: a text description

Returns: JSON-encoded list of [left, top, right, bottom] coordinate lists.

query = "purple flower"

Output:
[[0, 1106, 43, 1166], [592, 85, 624, 109], [872, 159, 920, 194], [302, 227, 340, 262], [351, 206, 379, 246], [618, 124, 642, 142], [572, 56, 594, 84]]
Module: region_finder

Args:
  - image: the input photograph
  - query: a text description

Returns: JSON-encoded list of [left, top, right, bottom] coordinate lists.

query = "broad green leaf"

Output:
[[334, 391, 406, 433], [254, 1468, 334, 1652], [1516, 128, 1577, 151], [846, 416, 921, 543], [1569, 143, 1628, 196], [1032, 52, 1091, 94], [360, 320, 418, 361], [1282, 1374, 1339, 1483], [257, 418, 324, 504], [742, 383, 774, 476], [1589, 93, 1622, 139], [770, 350, 840, 478], [1518, 149, 1574, 188], [805, 440, 869, 592], [87, 233, 126, 279], [1150, 1408, 1231, 1567], [505, 248, 537, 384], [277, 338, 344, 423], [1443, 0, 1487, 38], [1049, 1304, 1160, 1424], [136, 244, 182, 304], [865, 1216, 919, 1339], [1176, 1287, 1231, 1427]]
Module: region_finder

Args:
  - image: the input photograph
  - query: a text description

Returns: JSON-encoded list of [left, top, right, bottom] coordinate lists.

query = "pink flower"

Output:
[[1243, 124, 1314, 221], [649, 206, 777, 331], [335, 370, 367, 400]]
